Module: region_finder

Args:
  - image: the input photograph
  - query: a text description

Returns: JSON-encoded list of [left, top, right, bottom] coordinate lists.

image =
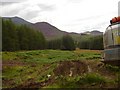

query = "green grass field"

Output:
[[2, 49, 120, 88]]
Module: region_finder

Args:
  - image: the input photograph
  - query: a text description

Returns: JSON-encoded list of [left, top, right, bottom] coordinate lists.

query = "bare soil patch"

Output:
[[3, 60, 26, 66], [53, 60, 88, 76]]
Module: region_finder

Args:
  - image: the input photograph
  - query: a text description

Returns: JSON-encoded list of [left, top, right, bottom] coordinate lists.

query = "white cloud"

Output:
[[1, 0, 120, 33]]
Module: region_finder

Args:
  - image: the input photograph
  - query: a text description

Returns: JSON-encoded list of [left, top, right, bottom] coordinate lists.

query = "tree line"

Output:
[[77, 35, 104, 50], [2, 19, 75, 51], [48, 35, 104, 50], [2, 19, 46, 51], [2, 19, 104, 51], [47, 35, 75, 50]]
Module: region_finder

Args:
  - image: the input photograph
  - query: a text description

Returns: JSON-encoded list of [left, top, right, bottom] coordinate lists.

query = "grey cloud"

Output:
[[0, 0, 28, 6], [21, 10, 40, 20], [76, 15, 103, 22], [4, 8, 21, 16], [118, 1, 120, 15], [0, 2, 18, 7], [97, 21, 108, 26], [1, 0, 27, 3], [37, 4, 56, 11], [2, 4, 25, 16], [88, 21, 108, 31], [0, 2, 17, 6]]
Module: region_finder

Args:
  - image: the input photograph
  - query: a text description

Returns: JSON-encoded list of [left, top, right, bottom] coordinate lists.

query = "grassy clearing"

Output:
[[2, 49, 120, 88], [3, 49, 102, 64]]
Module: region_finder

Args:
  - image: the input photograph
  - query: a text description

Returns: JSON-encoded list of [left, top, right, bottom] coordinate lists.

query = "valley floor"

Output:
[[2, 49, 120, 89]]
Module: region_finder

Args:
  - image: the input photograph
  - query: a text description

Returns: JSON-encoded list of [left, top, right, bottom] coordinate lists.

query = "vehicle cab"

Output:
[[103, 16, 120, 65]]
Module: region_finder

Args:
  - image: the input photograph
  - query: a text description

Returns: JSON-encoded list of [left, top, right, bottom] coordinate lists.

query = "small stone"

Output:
[[47, 74, 51, 78]]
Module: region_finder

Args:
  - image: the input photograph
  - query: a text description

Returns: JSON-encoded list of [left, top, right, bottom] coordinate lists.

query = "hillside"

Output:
[[3, 16, 32, 25], [3, 17, 69, 40], [33, 22, 68, 40], [3, 17, 103, 40]]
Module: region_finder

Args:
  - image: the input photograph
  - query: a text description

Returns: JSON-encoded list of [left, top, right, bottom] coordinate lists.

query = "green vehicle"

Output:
[[103, 16, 120, 66]]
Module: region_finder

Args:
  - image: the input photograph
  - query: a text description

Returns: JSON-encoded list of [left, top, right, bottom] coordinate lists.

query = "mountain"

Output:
[[90, 30, 103, 36], [81, 30, 103, 36], [33, 22, 68, 40], [3, 17, 70, 40], [3, 16, 103, 40], [3, 16, 32, 25]]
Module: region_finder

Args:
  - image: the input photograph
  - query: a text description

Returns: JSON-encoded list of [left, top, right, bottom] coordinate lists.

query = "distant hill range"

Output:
[[3, 17, 103, 40], [81, 31, 103, 36]]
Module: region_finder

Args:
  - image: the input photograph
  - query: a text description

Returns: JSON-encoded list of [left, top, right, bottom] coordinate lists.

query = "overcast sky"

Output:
[[0, 0, 120, 33]]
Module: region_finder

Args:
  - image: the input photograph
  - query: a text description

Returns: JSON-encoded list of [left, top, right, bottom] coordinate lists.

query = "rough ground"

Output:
[[3, 60, 120, 89], [54, 60, 88, 76], [2, 50, 120, 89]]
